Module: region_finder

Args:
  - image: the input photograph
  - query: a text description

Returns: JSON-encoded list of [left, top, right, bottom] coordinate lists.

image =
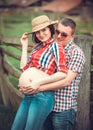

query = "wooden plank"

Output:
[[73, 36, 92, 130], [18, 0, 39, 7], [90, 90, 93, 101], [92, 45, 93, 54], [91, 56, 93, 65], [91, 84, 93, 89], [90, 102, 93, 113], [91, 70, 93, 84], [42, 0, 82, 12]]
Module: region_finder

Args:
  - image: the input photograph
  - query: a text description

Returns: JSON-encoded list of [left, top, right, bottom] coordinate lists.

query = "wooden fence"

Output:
[[0, 35, 93, 130], [90, 45, 93, 130]]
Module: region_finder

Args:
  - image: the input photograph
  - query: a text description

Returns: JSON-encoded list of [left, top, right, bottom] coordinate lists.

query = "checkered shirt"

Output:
[[22, 38, 67, 75], [53, 41, 85, 112]]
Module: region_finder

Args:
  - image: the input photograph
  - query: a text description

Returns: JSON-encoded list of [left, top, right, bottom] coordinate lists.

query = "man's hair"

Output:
[[59, 18, 76, 34]]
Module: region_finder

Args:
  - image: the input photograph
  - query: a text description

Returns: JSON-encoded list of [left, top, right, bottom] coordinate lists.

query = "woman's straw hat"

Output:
[[27, 15, 58, 34]]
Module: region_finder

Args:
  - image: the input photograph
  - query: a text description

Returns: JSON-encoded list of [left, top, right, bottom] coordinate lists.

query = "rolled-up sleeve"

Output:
[[68, 48, 85, 73]]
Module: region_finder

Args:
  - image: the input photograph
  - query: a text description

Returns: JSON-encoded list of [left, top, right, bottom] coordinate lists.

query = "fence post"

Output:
[[74, 36, 92, 130]]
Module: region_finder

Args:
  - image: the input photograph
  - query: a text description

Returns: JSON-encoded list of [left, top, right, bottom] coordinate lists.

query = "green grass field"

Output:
[[0, 8, 93, 86]]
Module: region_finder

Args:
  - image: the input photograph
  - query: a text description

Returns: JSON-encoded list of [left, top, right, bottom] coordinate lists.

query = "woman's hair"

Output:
[[59, 18, 76, 35], [32, 24, 55, 44]]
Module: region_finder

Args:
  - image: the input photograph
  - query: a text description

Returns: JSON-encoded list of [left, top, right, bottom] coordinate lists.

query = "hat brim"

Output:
[[26, 20, 58, 35]]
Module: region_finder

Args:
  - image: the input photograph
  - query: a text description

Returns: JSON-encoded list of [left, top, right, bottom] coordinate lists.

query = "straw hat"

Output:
[[27, 15, 58, 34]]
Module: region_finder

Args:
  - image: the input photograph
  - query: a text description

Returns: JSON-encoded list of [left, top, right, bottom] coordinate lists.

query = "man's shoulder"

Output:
[[69, 41, 84, 53], [66, 42, 85, 60]]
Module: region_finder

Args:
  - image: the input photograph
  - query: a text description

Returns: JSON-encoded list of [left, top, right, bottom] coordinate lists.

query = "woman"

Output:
[[11, 15, 67, 130]]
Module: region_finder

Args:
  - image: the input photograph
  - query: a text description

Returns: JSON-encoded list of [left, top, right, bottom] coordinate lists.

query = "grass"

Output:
[[1, 9, 93, 36], [0, 8, 93, 86], [1, 13, 31, 37], [5, 46, 21, 69]]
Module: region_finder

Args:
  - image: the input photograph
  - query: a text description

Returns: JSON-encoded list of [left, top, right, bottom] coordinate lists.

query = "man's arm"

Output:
[[30, 71, 66, 89], [19, 69, 77, 94], [38, 69, 78, 91]]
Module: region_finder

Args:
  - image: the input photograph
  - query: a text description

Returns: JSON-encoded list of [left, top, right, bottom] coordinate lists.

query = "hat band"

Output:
[[33, 20, 50, 28]]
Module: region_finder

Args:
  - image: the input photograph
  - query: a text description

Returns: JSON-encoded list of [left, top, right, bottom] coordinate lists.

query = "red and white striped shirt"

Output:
[[22, 38, 67, 75]]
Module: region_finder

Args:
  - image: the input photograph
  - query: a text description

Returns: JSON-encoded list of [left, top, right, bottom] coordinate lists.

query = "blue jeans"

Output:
[[11, 91, 54, 130], [42, 109, 76, 130]]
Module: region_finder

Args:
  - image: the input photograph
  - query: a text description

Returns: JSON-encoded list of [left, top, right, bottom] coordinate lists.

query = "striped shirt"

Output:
[[22, 38, 67, 75], [53, 41, 85, 112]]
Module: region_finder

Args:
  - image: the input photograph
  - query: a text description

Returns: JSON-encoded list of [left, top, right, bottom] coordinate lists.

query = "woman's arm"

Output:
[[20, 33, 29, 69], [19, 70, 77, 94]]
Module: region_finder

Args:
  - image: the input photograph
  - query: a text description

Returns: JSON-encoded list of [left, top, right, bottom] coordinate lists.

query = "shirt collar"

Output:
[[64, 41, 73, 51], [31, 38, 54, 53]]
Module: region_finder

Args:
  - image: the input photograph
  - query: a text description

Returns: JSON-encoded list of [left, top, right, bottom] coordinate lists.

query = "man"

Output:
[[19, 18, 85, 130], [39, 18, 85, 130]]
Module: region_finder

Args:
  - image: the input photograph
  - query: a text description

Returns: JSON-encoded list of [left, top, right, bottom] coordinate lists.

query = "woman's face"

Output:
[[35, 27, 51, 42]]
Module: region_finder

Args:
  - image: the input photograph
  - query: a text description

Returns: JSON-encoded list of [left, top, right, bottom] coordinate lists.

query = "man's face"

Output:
[[55, 23, 74, 47]]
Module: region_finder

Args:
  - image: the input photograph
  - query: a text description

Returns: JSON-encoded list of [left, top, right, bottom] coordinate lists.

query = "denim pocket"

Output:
[[68, 109, 76, 125]]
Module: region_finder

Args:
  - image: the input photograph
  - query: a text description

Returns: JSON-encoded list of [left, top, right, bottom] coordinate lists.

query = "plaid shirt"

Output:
[[53, 41, 85, 112], [22, 38, 67, 75]]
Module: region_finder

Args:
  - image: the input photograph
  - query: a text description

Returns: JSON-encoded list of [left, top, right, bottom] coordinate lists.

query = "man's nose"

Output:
[[57, 33, 61, 38]]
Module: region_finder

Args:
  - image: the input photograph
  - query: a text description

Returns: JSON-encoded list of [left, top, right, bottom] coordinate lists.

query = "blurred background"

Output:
[[0, 0, 93, 130], [0, 0, 93, 37]]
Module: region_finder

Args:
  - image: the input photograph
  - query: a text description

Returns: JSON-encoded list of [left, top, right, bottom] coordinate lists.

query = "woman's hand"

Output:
[[18, 85, 29, 94], [20, 32, 29, 48], [18, 78, 40, 94], [18, 84, 39, 95]]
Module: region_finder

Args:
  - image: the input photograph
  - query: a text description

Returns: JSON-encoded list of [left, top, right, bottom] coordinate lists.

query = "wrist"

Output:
[[38, 86, 44, 92], [22, 46, 28, 51]]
